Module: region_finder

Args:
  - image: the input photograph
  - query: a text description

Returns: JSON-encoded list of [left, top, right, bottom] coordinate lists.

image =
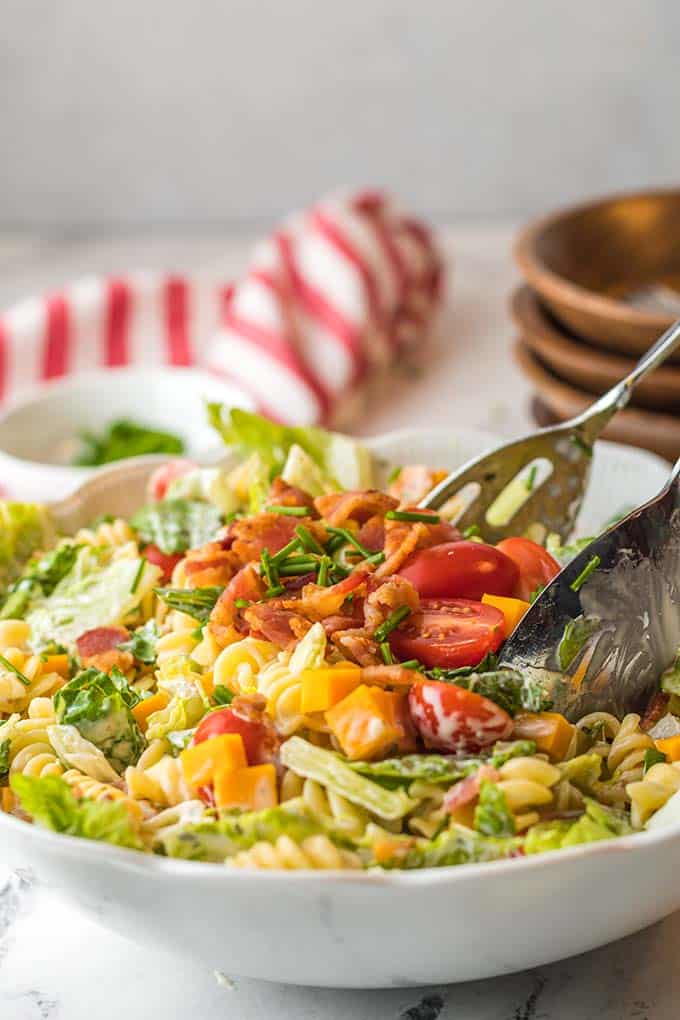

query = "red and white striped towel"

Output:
[[0, 191, 442, 426]]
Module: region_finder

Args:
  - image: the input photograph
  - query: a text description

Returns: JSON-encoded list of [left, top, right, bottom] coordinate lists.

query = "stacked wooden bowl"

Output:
[[513, 189, 680, 461]]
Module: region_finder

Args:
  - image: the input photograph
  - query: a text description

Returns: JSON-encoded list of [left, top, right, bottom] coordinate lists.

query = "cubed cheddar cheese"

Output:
[[41, 653, 70, 678], [132, 691, 170, 732], [1, 788, 14, 813], [654, 735, 680, 762], [481, 594, 530, 637], [180, 734, 247, 790], [325, 684, 409, 760], [200, 670, 215, 697], [214, 763, 278, 812], [513, 711, 575, 762], [299, 666, 362, 714]]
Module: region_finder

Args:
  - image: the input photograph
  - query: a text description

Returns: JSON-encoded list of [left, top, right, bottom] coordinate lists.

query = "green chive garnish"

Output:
[[0, 654, 30, 686], [570, 433, 593, 458], [326, 526, 373, 559], [373, 605, 411, 643], [277, 559, 319, 576], [234, 598, 251, 609], [270, 538, 302, 565], [130, 559, 146, 594], [398, 659, 422, 671], [643, 748, 667, 773], [266, 584, 285, 598], [260, 549, 280, 591], [570, 555, 601, 592], [529, 584, 545, 603], [294, 525, 325, 556], [317, 556, 331, 587], [380, 641, 394, 665], [363, 551, 385, 566], [463, 524, 480, 538], [387, 465, 402, 484], [265, 505, 312, 517], [385, 510, 441, 524], [525, 465, 537, 492]]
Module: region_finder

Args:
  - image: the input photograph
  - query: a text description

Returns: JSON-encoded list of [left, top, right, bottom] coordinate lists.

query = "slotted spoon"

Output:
[[420, 316, 680, 542]]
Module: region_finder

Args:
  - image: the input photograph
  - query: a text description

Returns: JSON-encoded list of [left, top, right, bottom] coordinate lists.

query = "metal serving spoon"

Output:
[[420, 317, 680, 542], [499, 455, 680, 720]]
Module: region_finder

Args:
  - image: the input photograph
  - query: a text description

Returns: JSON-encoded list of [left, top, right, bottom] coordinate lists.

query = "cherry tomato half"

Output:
[[408, 679, 513, 753], [389, 597, 505, 670], [143, 543, 184, 582], [398, 540, 519, 600], [495, 538, 561, 602], [194, 707, 271, 765]]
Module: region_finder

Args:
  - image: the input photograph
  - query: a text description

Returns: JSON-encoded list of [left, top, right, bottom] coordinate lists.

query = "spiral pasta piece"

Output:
[[627, 762, 680, 828], [7, 698, 63, 778], [61, 768, 143, 820], [75, 518, 139, 560], [0, 633, 64, 714], [280, 773, 370, 839], [226, 835, 362, 870], [497, 757, 561, 831]]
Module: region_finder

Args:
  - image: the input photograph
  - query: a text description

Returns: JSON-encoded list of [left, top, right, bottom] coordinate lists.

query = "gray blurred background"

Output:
[[1, 0, 678, 232]]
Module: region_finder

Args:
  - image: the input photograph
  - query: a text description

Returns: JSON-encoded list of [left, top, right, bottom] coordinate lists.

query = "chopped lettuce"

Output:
[[161, 804, 322, 862], [288, 622, 326, 674], [117, 619, 159, 665], [474, 781, 516, 837], [166, 465, 241, 516], [146, 694, 206, 744], [0, 736, 9, 776], [131, 499, 223, 555], [25, 547, 161, 650], [155, 586, 224, 624], [281, 445, 328, 498], [558, 753, 602, 791], [280, 737, 414, 820], [47, 724, 122, 783], [207, 406, 373, 493], [0, 502, 57, 599], [448, 669, 552, 715], [54, 668, 145, 773], [379, 823, 521, 870], [524, 798, 633, 855], [10, 774, 142, 849], [349, 741, 537, 788], [1, 543, 81, 620]]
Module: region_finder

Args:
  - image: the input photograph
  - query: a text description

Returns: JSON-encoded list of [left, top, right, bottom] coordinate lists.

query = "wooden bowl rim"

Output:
[[510, 285, 680, 384], [514, 188, 680, 331]]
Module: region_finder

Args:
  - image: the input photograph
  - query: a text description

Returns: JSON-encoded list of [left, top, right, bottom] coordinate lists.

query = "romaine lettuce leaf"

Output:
[[378, 823, 521, 869], [474, 781, 515, 837], [146, 694, 206, 743], [47, 724, 122, 783], [447, 669, 552, 715], [349, 740, 537, 788], [166, 465, 242, 515], [25, 547, 161, 650], [288, 622, 326, 674], [117, 619, 159, 665], [131, 499, 223, 555], [524, 798, 633, 855], [54, 668, 145, 772], [10, 773, 142, 849], [0, 737, 9, 777], [280, 737, 414, 820], [161, 804, 322, 861], [1, 543, 81, 620], [0, 502, 56, 599], [558, 753, 602, 791]]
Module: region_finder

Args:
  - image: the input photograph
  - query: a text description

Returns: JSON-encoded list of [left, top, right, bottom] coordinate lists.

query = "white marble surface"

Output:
[[0, 226, 676, 1018]]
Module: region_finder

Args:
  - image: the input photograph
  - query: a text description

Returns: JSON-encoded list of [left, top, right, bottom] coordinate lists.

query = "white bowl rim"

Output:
[[1, 422, 677, 882]]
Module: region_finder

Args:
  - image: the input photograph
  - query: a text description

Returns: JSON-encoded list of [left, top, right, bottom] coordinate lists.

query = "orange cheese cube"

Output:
[[654, 736, 680, 762], [41, 653, 70, 678], [325, 684, 404, 760], [299, 666, 362, 714], [180, 733, 247, 790], [513, 711, 575, 761], [481, 594, 530, 637], [1, 788, 14, 813], [200, 670, 215, 697], [214, 763, 278, 812], [132, 691, 170, 732]]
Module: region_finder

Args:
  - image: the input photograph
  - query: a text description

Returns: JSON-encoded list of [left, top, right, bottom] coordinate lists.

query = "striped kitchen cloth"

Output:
[[0, 191, 443, 426]]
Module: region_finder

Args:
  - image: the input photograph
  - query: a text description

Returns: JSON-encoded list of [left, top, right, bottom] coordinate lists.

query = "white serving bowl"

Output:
[[0, 367, 253, 502], [0, 426, 675, 988]]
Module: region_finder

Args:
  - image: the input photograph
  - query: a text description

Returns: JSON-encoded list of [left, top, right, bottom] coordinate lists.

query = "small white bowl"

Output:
[[0, 367, 254, 502]]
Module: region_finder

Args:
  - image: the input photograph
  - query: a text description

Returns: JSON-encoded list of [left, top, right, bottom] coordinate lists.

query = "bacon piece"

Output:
[[363, 576, 420, 633], [376, 514, 460, 578], [331, 628, 381, 666], [209, 563, 266, 644], [357, 514, 385, 553], [267, 476, 318, 514], [283, 570, 369, 622], [182, 542, 241, 588], [360, 665, 421, 689], [244, 602, 312, 648], [76, 626, 133, 673], [230, 513, 327, 562], [443, 765, 500, 813], [641, 691, 670, 732], [314, 490, 398, 526]]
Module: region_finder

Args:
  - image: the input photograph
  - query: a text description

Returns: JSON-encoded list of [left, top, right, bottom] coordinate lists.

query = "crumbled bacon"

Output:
[[443, 765, 500, 813], [230, 514, 327, 562], [641, 691, 670, 732], [267, 476, 318, 514], [283, 570, 369, 622], [376, 514, 460, 578], [363, 576, 420, 633], [331, 628, 381, 666], [76, 627, 133, 673], [209, 563, 266, 644], [244, 602, 312, 648], [357, 514, 385, 553], [314, 490, 398, 526], [360, 665, 421, 689], [182, 542, 241, 588]]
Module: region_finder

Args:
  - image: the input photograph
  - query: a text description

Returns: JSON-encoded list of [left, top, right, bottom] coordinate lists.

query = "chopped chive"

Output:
[[130, 559, 146, 594], [385, 510, 441, 524], [294, 525, 325, 556], [398, 659, 422, 671], [277, 559, 319, 576], [266, 584, 286, 598], [525, 465, 538, 492], [260, 549, 280, 592], [463, 524, 481, 538], [363, 551, 385, 566], [643, 748, 667, 773], [317, 556, 331, 587], [570, 433, 593, 458], [213, 685, 235, 706], [190, 626, 204, 640], [380, 641, 394, 665], [270, 538, 302, 565], [234, 598, 251, 609], [326, 526, 372, 559], [330, 564, 350, 582], [0, 653, 30, 686], [570, 555, 601, 593], [265, 505, 312, 517], [387, 465, 402, 484], [325, 533, 347, 555], [373, 605, 412, 644], [529, 584, 545, 604]]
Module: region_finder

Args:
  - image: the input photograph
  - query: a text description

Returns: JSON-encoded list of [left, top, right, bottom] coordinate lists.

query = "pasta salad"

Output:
[[1, 409, 679, 871]]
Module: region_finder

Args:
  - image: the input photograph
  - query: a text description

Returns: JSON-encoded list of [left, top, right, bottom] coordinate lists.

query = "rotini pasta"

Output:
[[225, 835, 362, 870]]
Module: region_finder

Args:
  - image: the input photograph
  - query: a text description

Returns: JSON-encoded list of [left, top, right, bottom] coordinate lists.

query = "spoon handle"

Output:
[[572, 316, 680, 443]]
